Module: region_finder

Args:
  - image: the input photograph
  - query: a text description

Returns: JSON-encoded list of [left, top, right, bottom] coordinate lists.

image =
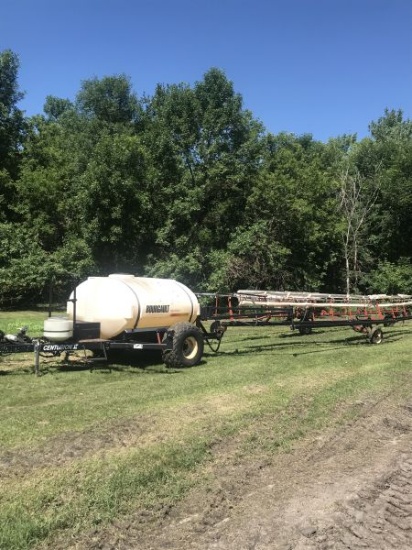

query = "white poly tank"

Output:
[[43, 317, 73, 342], [67, 274, 200, 340]]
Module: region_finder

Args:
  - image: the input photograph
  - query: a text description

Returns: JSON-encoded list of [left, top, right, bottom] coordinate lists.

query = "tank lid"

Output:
[[108, 274, 135, 280]]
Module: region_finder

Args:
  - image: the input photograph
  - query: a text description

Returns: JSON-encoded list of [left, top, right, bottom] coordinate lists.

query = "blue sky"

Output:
[[1, 0, 411, 142]]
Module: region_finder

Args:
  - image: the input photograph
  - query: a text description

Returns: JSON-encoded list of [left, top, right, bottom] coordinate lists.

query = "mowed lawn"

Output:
[[1, 311, 412, 549]]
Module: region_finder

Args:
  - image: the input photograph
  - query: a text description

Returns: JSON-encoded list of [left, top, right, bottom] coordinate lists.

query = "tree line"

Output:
[[1, 49, 412, 306]]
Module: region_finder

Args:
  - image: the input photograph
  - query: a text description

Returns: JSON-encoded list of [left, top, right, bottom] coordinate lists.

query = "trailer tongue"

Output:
[[2, 277, 412, 373]]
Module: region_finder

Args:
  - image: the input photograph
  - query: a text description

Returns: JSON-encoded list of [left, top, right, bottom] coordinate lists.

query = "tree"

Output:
[[11, 75, 151, 288], [222, 133, 341, 292], [369, 108, 412, 142], [207, 221, 292, 292], [0, 49, 26, 219], [1, 108, 96, 305], [43, 95, 74, 121], [362, 259, 412, 295], [365, 110, 412, 262], [342, 110, 412, 294], [143, 69, 265, 288], [0, 221, 94, 307], [76, 75, 140, 125], [338, 163, 381, 296], [78, 131, 153, 272]]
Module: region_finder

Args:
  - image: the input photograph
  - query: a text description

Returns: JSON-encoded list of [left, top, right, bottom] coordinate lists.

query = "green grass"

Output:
[[0, 310, 54, 335], [1, 312, 412, 549]]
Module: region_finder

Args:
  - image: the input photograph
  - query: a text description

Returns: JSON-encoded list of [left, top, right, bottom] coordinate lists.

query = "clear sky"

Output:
[[1, 0, 411, 142]]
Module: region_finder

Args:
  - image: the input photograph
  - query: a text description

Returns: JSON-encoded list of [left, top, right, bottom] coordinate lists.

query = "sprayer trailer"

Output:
[[64, 274, 225, 368], [2, 275, 412, 374], [0, 275, 223, 373]]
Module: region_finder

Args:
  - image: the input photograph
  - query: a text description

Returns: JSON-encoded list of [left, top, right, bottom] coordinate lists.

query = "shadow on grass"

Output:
[[48, 356, 206, 375], [0, 349, 210, 377], [2, 325, 411, 376], [210, 326, 412, 359], [0, 367, 37, 376]]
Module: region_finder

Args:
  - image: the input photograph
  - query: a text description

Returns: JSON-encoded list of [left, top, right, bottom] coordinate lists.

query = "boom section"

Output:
[[199, 290, 412, 330]]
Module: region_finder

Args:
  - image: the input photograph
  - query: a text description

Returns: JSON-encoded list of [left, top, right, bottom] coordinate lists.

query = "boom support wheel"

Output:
[[368, 327, 383, 344]]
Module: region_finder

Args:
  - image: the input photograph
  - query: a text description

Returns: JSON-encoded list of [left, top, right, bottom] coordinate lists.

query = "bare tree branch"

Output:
[[339, 163, 381, 297]]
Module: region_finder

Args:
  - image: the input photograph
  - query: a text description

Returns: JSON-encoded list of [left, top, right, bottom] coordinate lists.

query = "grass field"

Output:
[[1, 311, 412, 549]]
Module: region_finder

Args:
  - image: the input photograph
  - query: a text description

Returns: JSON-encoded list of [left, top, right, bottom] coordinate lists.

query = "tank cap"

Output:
[[108, 274, 135, 280]]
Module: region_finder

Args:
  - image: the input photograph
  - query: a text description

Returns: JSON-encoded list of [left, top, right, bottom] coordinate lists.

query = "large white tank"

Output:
[[67, 274, 200, 340]]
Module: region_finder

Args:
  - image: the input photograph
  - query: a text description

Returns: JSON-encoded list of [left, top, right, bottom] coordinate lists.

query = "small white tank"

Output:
[[43, 317, 73, 342], [67, 274, 200, 340]]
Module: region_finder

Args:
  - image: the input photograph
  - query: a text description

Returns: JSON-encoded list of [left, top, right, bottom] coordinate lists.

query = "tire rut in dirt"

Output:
[[311, 453, 412, 549]]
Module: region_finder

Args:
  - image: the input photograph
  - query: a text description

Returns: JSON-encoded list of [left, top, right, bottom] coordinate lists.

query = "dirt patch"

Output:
[[39, 389, 412, 550]]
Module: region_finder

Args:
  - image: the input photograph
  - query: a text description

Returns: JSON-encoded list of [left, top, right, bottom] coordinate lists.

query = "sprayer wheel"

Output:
[[369, 327, 383, 344], [162, 322, 204, 368]]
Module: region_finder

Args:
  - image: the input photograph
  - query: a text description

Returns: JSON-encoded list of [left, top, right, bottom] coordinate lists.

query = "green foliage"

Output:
[[0, 222, 49, 305], [365, 111, 412, 264], [0, 50, 26, 220], [207, 222, 292, 291], [0, 50, 25, 169], [142, 68, 265, 288], [76, 74, 140, 124], [369, 108, 412, 142], [77, 131, 152, 271], [229, 134, 342, 291], [0, 222, 94, 306], [43, 95, 74, 121], [1, 49, 412, 303], [362, 259, 412, 295]]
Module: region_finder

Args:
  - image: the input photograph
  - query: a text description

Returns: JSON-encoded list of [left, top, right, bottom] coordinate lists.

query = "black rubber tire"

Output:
[[383, 314, 395, 327], [369, 327, 383, 344], [298, 326, 313, 335], [210, 320, 227, 339], [162, 323, 204, 367]]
